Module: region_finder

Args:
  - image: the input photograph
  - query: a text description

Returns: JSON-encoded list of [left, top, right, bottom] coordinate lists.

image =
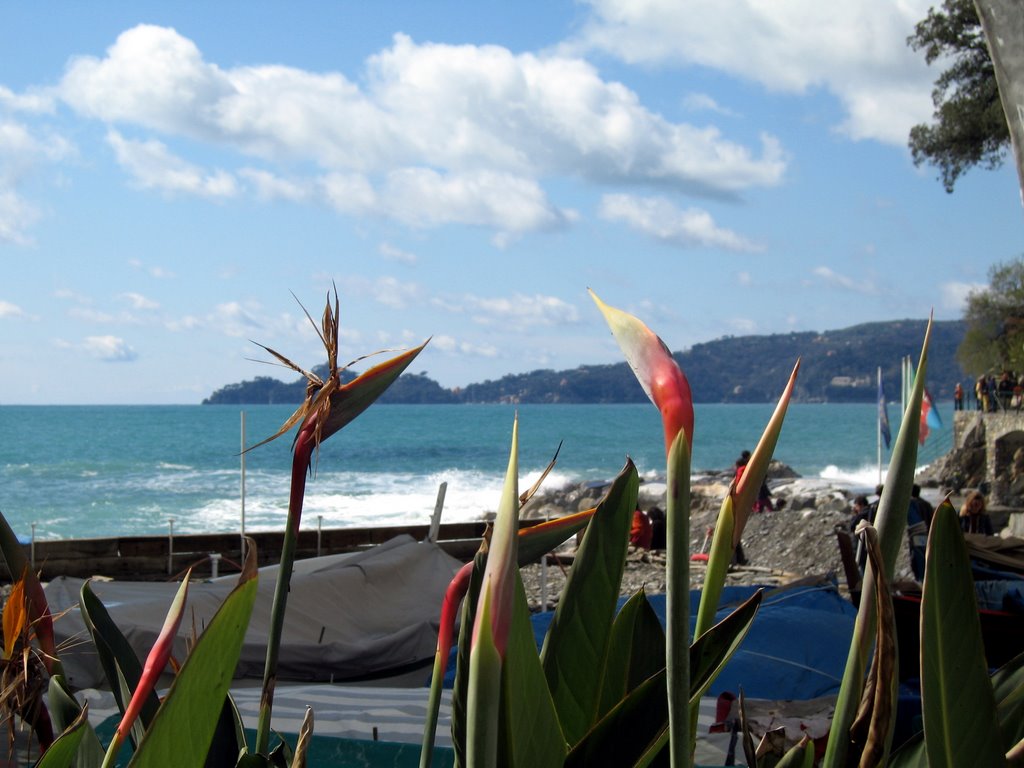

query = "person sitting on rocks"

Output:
[[735, 450, 774, 513], [647, 506, 666, 550], [960, 490, 995, 536], [630, 508, 653, 549]]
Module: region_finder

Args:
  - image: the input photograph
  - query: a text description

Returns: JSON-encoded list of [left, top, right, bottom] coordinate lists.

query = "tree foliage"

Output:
[[958, 258, 1024, 375], [907, 0, 1010, 192]]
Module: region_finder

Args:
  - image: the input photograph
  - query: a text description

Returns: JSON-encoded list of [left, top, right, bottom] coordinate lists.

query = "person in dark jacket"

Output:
[[960, 490, 995, 535]]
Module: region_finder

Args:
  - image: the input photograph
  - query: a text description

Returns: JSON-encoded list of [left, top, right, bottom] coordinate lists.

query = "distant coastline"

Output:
[[203, 318, 967, 406]]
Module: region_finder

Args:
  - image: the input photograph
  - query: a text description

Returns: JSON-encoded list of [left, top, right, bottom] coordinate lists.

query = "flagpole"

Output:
[[877, 366, 883, 486]]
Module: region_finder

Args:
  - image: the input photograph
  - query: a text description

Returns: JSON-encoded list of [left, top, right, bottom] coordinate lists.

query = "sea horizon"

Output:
[[0, 402, 952, 542]]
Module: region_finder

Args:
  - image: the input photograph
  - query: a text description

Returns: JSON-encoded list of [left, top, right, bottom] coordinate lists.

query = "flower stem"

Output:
[[665, 432, 691, 767], [254, 423, 313, 756]]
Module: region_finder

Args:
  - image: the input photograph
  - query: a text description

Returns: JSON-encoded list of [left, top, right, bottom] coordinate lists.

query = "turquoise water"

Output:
[[0, 403, 951, 540]]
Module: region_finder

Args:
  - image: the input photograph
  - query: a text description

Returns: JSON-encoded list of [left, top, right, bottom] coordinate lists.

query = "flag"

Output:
[[878, 371, 891, 450], [920, 388, 941, 445]]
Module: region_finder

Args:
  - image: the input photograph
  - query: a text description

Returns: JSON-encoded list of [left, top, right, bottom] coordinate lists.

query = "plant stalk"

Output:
[[665, 432, 692, 767], [254, 422, 314, 755]]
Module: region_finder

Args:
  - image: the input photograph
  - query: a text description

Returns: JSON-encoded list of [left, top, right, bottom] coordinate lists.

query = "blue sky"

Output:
[[2, 1, 1022, 404]]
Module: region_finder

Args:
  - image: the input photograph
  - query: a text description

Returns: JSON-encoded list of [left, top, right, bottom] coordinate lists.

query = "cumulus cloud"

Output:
[[107, 130, 238, 197], [812, 266, 879, 295], [83, 335, 137, 362], [572, 0, 935, 144], [600, 193, 762, 252], [56, 24, 786, 235], [682, 92, 738, 117]]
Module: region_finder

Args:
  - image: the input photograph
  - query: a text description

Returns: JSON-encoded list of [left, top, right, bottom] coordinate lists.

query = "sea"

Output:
[[0, 403, 953, 542]]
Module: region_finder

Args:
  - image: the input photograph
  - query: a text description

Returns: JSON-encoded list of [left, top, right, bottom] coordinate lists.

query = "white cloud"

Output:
[[379, 242, 417, 265], [107, 130, 238, 198], [0, 300, 25, 318], [682, 92, 738, 117], [83, 335, 137, 362], [736, 271, 752, 286], [812, 266, 879, 295], [127, 259, 175, 278], [600, 193, 762, 252], [432, 334, 499, 358], [120, 292, 159, 310], [0, 86, 56, 114], [338, 275, 421, 309], [454, 293, 580, 329], [0, 118, 72, 245], [212, 301, 263, 337], [940, 280, 986, 312], [573, 0, 935, 144], [56, 24, 786, 234]]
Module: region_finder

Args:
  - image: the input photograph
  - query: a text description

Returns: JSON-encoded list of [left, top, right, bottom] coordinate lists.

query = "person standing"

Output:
[[954, 382, 964, 411], [960, 490, 995, 535]]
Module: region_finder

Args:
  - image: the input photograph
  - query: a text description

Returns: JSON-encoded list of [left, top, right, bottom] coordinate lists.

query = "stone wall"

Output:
[[953, 410, 1024, 505]]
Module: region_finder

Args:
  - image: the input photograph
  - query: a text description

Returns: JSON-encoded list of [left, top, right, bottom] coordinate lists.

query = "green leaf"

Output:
[[47, 676, 104, 768], [597, 589, 665, 719], [564, 670, 668, 768], [539, 460, 638, 746], [79, 582, 160, 742], [824, 318, 932, 768], [992, 651, 1024, 750], [920, 501, 1005, 766], [497, 575, 565, 768], [36, 707, 90, 768], [466, 417, 522, 767], [127, 574, 258, 768], [517, 509, 594, 565]]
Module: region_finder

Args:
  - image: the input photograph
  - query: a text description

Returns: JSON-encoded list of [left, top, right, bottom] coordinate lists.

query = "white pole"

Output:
[[240, 411, 247, 558], [428, 482, 447, 543]]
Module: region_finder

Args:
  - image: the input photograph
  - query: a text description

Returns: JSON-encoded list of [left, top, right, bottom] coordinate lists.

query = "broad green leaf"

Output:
[[517, 509, 594, 565], [564, 670, 668, 768], [79, 582, 160, 740], [497, 575, 565, 768], [47, 676, 104, 768], [36, 707, 90, 768], [920, 501, 1004, 767], [992, 651, 1024, 749], [597, 589, 665, 718], [539, 460, 638, 746], [824, 317, 931, 768], [127, 574, 258, 768]]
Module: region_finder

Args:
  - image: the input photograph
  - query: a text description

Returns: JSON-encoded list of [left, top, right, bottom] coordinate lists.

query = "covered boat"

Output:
[[45, 534, 463, 690]]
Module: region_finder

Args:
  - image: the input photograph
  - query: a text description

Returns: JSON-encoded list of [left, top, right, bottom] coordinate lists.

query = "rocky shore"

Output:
[[516, 461, 918, 612]]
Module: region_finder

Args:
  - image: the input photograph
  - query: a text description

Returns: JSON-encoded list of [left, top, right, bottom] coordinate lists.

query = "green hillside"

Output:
[[203, 319, 967, 405]]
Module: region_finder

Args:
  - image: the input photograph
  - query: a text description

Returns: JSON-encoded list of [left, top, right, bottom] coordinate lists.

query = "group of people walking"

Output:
[[955, 372, 1024, 412]]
